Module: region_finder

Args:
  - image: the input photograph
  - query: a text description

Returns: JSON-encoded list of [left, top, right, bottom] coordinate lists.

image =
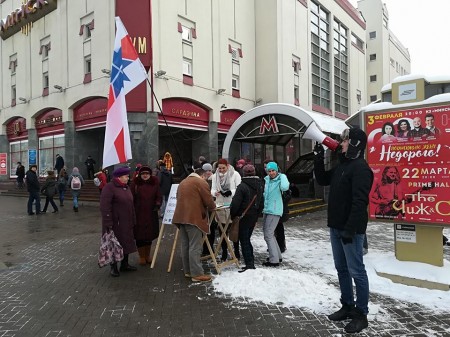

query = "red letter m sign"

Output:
[[259, 116, 279, 134]]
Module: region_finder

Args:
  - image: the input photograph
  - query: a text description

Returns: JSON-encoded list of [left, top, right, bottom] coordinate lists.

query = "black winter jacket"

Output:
[[230, 176, 264, 219], [25, 170, 40, 192], [314, 154, 373, 234]]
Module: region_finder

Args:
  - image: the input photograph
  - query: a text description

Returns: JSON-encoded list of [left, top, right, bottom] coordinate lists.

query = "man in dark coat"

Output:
[[84, 155, 96, 179], [314, 127, 373, 334], [15, 162, 25, 189], [157, 162, 173, 218], [25, 165, 41, 215], [100, 166, 137, 277], [230, 164, 264, 272], [54, 154, 64, 176]]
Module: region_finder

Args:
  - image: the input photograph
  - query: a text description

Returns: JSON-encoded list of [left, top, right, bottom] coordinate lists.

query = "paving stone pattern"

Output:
[[0, 196, 449, 336]]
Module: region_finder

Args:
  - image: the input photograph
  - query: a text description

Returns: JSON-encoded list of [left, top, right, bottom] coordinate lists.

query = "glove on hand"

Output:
[[221, 190, 232, 197], [341, 230, 354, 245], [313, 142, 325, 160]]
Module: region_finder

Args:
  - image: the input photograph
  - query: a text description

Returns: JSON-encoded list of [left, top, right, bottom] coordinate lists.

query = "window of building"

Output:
[[231, 47, 241, 91], [369, 53, 376, 61], [179, 22, 195, 85], [370, 75, 377, 82], [311, 1, 331, 110], [79, 19, 94, 40], [11, 85, 16, 106], [370, 95, 377, 102], [293, 57, 300, 105], [83, 56, 92, 83], [351, 34, 364, 51], [369, 31, 376, 39], [40, 41, 51, 60], [42, 72, 49, 96], [390, 58, 395, 67], [10, 140, 29, 178], [333, 20, 348, 115], [9, 56, 17, 74], [383, 17, 388, 29], [38, 135, 65, 177]]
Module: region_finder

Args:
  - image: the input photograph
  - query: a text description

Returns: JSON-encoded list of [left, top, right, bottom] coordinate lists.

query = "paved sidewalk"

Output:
[[0, 195, 449, 337]]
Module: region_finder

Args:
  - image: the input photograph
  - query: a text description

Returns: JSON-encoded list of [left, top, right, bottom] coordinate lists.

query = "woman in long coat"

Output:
[[100, 166, 137, 277], [130, 165, 162, 265]]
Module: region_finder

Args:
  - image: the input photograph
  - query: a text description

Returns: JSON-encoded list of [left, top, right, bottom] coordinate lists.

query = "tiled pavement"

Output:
[[0, 195, 449, 337]]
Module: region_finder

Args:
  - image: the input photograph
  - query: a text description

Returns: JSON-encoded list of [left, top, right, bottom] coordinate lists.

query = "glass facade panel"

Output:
[[333, 19, 349, 115], [10, 140, 28, 177], [38, 135, 65, 177]]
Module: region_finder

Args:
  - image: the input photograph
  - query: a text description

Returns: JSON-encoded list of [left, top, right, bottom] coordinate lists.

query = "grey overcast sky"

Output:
[[349, 0, 450, 77]]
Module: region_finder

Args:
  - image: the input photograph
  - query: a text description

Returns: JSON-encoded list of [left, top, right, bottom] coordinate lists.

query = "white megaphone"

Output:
[[303, 122, 340, 151]]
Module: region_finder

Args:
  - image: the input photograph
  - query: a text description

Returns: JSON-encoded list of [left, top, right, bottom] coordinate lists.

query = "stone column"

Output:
[[193, 121, 218, 163], [64, 121, 75, 170], [131, 111, 159, 168]]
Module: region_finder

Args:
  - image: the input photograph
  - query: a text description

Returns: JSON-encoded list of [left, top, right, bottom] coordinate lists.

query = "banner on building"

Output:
[[366, 104, 450, 225], [0, 153, 7, 175]]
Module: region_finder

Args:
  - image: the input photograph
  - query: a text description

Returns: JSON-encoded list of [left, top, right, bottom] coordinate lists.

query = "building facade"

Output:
[[356, 0, 411, 103], [0, 0, 368, 180]]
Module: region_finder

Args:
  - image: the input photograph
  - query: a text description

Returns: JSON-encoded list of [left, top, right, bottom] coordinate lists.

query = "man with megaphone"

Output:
[[313, 127, 373, 334]]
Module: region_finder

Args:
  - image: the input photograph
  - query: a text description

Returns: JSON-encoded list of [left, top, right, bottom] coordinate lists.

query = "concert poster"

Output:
[[365, 104, 450, 226]]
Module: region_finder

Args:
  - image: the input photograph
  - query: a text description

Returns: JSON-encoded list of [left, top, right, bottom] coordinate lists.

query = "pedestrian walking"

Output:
[[313, 127, 373, 334], [172, 168, 216, 282], [57, 168, 68, 206], [41, 171, 59, 213], [54, 154, 64, 176], [100, 166, 137, 277], [84, 155, 96, 179], [15, 162, 25, 189], [68, 167, 84, 212], [25, 164, 42, 215], [261, 162, 289, 267], [130, 165, 162, 265]]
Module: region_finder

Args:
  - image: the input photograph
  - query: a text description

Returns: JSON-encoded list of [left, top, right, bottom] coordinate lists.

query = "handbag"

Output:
[[229, 195, 257, 242]]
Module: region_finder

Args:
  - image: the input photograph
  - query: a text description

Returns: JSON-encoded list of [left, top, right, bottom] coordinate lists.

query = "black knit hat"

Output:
[[346, 128, 367, 159]]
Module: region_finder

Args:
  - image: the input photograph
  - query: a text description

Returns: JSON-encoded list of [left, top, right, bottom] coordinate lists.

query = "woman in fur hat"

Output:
[[130, 165, 162, 265]]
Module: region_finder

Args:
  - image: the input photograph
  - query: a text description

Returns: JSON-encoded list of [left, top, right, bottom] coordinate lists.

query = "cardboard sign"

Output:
[[162, 184, 179, 225]]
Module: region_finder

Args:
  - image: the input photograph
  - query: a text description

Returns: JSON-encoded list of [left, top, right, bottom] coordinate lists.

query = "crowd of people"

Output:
[[16, 132, 377, 334]]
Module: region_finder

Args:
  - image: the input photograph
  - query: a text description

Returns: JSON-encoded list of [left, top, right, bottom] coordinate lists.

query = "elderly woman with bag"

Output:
[[100, 166, 137, 277], [130, 165, 162, 265], [211, 158, 242, 261]]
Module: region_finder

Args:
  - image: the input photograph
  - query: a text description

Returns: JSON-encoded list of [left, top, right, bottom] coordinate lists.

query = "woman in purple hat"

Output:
[[100, 166, 137, 277]]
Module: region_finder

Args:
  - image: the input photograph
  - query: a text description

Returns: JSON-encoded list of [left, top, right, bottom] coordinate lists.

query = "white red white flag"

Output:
[[102, 17, 147, 168]]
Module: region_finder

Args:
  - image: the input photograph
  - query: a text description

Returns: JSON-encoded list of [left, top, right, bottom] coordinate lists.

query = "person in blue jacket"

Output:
[[262, 161, 289, 267]]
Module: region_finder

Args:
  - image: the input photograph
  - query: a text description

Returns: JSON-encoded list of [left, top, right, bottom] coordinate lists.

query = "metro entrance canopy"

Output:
[[222, 103, 348, 159]]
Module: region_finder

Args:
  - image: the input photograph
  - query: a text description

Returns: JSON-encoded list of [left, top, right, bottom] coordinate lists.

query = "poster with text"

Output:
[[366, 104, 450, 226]]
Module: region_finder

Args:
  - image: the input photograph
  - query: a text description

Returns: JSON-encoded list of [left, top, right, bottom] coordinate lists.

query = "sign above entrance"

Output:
[[218, 109, 242, 133], [6, 117, 28, 141], [74, 98, 108, 130], [160, 98, 209, 130], [35, 109, 63, 136], [259, 116, 279, 134]]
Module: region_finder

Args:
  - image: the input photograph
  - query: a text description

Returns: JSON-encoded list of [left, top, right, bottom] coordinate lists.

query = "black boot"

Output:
[[344, 307, 368, 333], [110, 262, 120, 277], [120, 254, 137, 272], [328, 302, 355, 321]]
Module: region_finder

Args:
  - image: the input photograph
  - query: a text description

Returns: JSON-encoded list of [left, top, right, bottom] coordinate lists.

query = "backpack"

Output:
[[58, 176, 66, 187], [93, 177, 101, 187], [71, 176, 81, 190]]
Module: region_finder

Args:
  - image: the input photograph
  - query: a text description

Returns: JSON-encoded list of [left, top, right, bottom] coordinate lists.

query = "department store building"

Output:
[[0, 0, 367, 179]]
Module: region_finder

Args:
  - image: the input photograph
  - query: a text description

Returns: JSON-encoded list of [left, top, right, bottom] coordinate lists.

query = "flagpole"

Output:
[[145, 77, 190, 178]]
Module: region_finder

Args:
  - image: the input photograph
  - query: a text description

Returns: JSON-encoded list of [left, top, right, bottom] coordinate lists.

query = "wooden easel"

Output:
[[201, 206, 240, 274]]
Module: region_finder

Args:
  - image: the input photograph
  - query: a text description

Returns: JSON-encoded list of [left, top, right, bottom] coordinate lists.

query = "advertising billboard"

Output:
[[366, 104, 450, 226]]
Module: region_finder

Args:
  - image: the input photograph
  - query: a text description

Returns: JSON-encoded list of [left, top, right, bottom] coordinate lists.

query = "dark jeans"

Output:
[[87, 167, 95, 179], [17, 176, 24, 188], [275, 221, 286, 251], [363, 234, 368, 249], [238, 214, 258, 268], [43, 196, 58, 212], [330, 228, 369, 315], [58, 188, 65, 205], [27, 191, 41, 214]]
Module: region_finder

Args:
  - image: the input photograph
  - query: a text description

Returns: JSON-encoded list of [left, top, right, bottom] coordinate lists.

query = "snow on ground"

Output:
[[212, 222, 450, 319]]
